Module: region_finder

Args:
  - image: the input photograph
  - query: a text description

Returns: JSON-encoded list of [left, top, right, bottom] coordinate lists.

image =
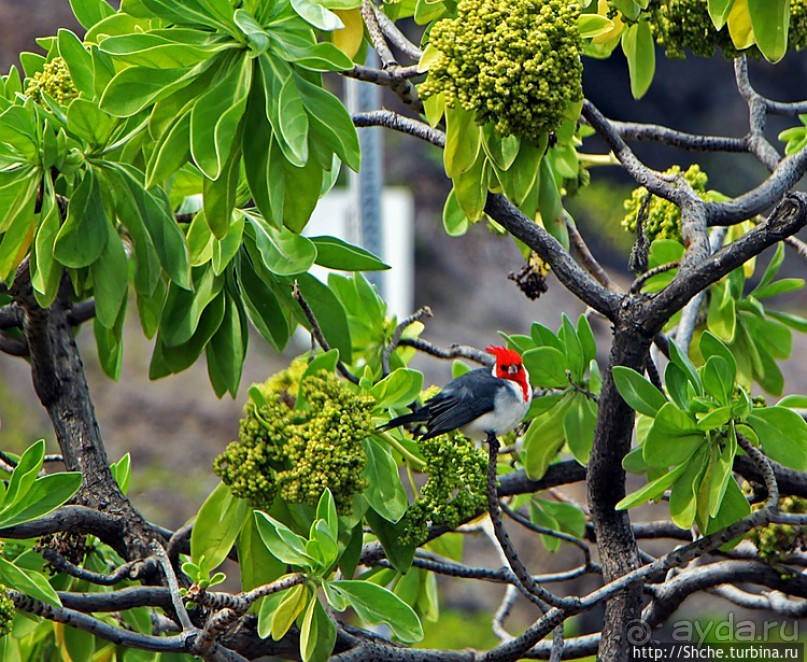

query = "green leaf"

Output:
[[234, 9, 270, 55], [621, 18, 655, 99], [237, 514, 286, 593], [442, 188, 469, 237], [283, 156, 324, 232], [444, 105, 480, 178], [708, 0, 735, 29], [668, 340, 702, 393], [361, 437, 408, 523], [696, 406, 732, 432], [203, 145, 241, 239], [644, 403, 705, 467], [290, 0, 344, 30], [295, 273, 353, 363], [537, 156, 567, 249], [311, 236, 389, 271], [563, 394, 597, 465], [329, 580, 423, 643], [159, 266, 223, 346], [578, 13, 615, 38], [247, 214, 317, 276], [191, 482, 250, 569], [534, 498, 586, 539], [616, 461, 689, 510], [90, 221, 129, 329], [751, 242, 785, 296], [521, 394, 574, 479], [704, 474, 750, 538], [767, 310, 807, 333], [147, 108, 192, 188], [0, 557, 61, 607], [481, 124, 520, 171], [612, 366, 667, 417], [114, 165, 191, 289], [276, 74, 310, 166], [300, 596, 336, 662], [522, 346, 568, 389], [58, 30, 95, 98], [237, 254, 290, 350], [747, 0, 790, 62], [4, 440, 45, 509], [101, 65, 199, 117], [452, 149, 487, 222], [270, 584, 310, 640], [669, 446, 708, 529], [296, 75, 360, 172], [748, 407, 807, 471], [371, 370, 423, 409], [191, 54, 252, 180], [499, 136, 545, 206], [54, 170, 109, 269], [69, 0, 115, 29], [701, 356, 735, 406], [698, 331, 737, 379], [365, 508, 415, 572], [577, 315, 597, 367], [255, 510, 317, 568], [0, 472, 81, 529], [206, 292, 247, 397], [753, 278, 804, 299]]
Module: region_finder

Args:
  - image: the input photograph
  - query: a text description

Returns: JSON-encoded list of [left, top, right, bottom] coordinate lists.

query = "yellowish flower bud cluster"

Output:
[[650, 0, 807, 60], [213, 369, 374, 513], [25, 57, 77, 105], [401, 432, 487, 544], [622, 164, 708, 242], [0, 587, 13, 638], [420, 0, 582, 142], [748, 496, 806, 561]]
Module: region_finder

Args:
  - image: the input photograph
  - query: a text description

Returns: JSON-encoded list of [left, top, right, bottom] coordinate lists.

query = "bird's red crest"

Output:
[[485, 346, 522, 367]]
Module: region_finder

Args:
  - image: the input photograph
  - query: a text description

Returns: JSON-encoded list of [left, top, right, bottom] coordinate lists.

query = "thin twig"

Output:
[[485, 434, 576, 611], [381, 306, 432, 375], [398, 337, 493, 365], [500, 502, 591, 566], [353, 110, 445, 148], [40, 548, 148, 586], [292, 281, 359, 384], [629, 261, 680, 294], [565, 214, 616, 291], [152, 542, 194, 632], [371, 4, 423, 60], [737, 435, 779, 509]]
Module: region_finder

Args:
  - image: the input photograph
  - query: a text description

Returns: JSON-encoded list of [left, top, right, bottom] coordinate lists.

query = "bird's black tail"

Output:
[[379, 409, 429, 432]]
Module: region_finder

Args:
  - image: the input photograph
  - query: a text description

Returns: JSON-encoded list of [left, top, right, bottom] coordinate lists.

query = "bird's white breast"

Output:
[[460, 380, 530, 442]]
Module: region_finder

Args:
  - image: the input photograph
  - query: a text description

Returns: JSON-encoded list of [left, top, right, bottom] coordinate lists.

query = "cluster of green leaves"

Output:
[[0, 450, 141, 661], [0, 441, 80, 610], [614, 331, 807, 534], [192, 488, 423, 662], [635, 237, 807, 396], [701, 243, 806, 395], [501, 314, 602, 479], [418, 2, 605, 249], [584, 0, 798, 100], [0, 0, 388, 397]]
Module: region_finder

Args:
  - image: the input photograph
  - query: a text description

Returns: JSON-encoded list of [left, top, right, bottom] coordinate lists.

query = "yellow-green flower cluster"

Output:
[[401, 432, 488, 544], [420, 0, 582, 142], [25, 57, 77, 104], [213, 369, 375, 513], [0, 587, 13, 638], [622, 164, 709, 242], [650, 0, 807, 60], [748, 496, 806, 561]]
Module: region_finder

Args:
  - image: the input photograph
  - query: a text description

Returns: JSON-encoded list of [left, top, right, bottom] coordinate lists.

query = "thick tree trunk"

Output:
[[587, 321, 652, 661], [12, 268, 161, 560]]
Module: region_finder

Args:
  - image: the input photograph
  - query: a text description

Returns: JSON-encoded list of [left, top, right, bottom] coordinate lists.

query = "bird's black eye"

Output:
[[506, 364, 520, 375]]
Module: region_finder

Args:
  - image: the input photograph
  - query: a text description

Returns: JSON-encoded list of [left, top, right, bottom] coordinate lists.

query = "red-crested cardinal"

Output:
[[383, 346, 532, 442]]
